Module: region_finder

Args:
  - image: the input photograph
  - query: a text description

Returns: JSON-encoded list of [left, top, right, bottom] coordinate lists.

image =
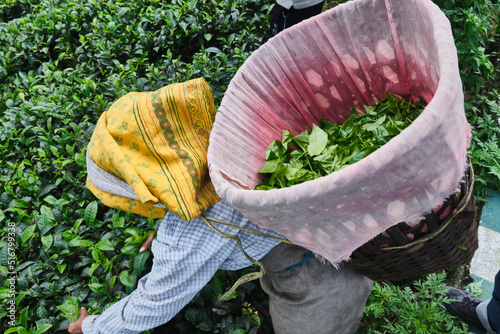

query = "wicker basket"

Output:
[[345, 165, 478, 282]]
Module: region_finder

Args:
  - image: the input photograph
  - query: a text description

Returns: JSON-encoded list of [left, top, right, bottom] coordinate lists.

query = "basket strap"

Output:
[[201, 215, 294, 244], [200, 215, 295, 302]]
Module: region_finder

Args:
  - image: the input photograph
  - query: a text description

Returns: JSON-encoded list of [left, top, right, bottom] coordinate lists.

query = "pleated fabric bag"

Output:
[[207, 0, 471, 265]]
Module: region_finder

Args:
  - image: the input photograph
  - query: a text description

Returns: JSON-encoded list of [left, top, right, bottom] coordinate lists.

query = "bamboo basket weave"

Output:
[[345, 164, 478, 282]]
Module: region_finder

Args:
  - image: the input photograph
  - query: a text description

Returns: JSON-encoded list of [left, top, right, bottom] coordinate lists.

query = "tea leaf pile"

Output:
[[255, 94, 425, 190]]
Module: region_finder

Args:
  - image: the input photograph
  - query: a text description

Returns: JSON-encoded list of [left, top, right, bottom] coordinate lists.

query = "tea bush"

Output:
[[0, 0, 273, 332], [434, 0, 500, 199], [358, 272, 470, 334], [0, 0, 499, 333]]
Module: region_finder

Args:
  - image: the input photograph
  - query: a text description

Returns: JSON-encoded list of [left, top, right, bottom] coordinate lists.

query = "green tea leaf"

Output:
[[56, 302, 80, 322], [256, 159, 280, 174], [85, 201, 98, 227], [36, 306, 49, 319], [95, 240, 114, 251], [40, 205, 56, 221], [291, 131, 310, 151], [211, 276, 223, 296], [250, 314, 261, 325], [20, 306, 28, 328], [57, 263, 67, 273], [113, 216, 125, 227], [109, 275, 117, 289], [15, 291, 28, 310], [281, 129, 294, 149], [34, 324, 53, 334], [121, 244, 140, 255], [184, 308, 202, 323], [119, 271, 137, 288], [124, 227, 141, 239], [307, 124, 328, 156], [67, 296, 82, 306], [13, 199, 30, 208], [92, 247, 105, 261], [231, 329, 248, 334], [41, 234, 53, 250], [89, 262, 100, 276], [69, 238, 94, 248], [265, 140, 284, 160], [133, 250, 150, 276], [88, 283, 105, 293], [21, 225, 36, 244]]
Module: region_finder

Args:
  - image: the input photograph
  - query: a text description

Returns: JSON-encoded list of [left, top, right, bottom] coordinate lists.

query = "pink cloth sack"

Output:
[[207, 0, 469, 264]]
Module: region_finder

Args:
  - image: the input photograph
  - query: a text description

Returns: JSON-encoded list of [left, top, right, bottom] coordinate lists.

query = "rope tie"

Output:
[[200, 215, 295, 302]]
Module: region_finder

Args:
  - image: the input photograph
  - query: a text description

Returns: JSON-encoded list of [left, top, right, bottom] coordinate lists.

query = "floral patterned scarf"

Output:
[[87, 78, 220, 220]]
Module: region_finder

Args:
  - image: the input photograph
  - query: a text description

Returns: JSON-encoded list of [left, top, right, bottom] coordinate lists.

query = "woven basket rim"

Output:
[[345, 163, 478, 281], [378, 165, 474, 252]]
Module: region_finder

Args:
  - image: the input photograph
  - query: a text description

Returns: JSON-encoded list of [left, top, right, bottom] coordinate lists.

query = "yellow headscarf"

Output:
[[86, 78, 220, 220]]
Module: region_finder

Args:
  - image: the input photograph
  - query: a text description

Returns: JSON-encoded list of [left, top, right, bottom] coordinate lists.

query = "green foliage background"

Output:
[[0, 0, 498, 333]]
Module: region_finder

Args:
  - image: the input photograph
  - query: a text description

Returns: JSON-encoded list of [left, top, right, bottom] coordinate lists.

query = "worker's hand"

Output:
[[139, 232, 155, 253], [68, 307, 89, 334]]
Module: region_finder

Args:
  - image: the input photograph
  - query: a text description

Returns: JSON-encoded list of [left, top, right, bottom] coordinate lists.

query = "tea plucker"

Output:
[[68, 78, 372, 334]]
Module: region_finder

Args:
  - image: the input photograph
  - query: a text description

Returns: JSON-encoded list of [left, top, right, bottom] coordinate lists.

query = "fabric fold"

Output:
[[87, 78, 220, 220]]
